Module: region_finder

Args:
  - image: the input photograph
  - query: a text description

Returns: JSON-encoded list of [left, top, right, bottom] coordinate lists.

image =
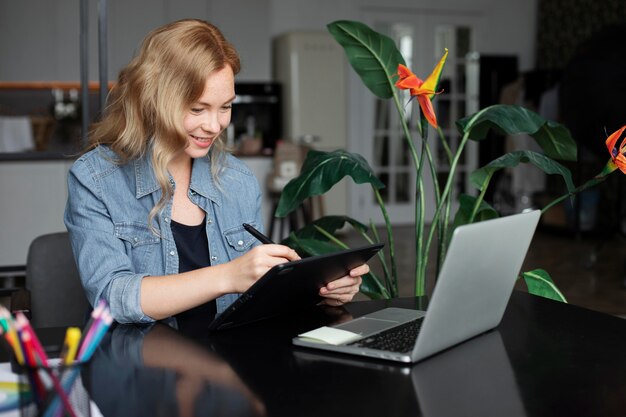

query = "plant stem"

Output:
[[391, 93, 427, 296], [313, 225, 350, 249], [435, 126, 453, 270], [436, 126, 453, 163], [468, 173, 493, 223], [368, 219, 393, 295], [541, 174, 608, 213], [373, 187, 398, 297], [421, 135, 451, 279], [439, 178, 454, 270], [423, 109, 486, 280]]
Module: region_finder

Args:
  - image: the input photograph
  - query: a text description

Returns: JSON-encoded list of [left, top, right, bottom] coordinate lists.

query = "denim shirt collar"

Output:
[[189, 156, 221, 205], [133, 150, 221, 205], [133, 153, 160, 199]]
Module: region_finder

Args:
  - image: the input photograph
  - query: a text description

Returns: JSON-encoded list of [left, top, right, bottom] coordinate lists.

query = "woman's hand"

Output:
[[226, 244, 300, 293], [319, 263, 369, 306]]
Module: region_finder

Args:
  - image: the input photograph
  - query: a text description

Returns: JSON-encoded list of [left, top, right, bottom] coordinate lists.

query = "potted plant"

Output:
[[275, 20, 622, 302]]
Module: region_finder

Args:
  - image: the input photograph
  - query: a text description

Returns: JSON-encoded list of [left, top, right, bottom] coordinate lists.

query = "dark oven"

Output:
[[231, 82, 282, 154]]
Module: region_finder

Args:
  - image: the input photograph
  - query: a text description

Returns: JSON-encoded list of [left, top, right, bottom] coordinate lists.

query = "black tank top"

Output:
[[170, 218, 216, 334]]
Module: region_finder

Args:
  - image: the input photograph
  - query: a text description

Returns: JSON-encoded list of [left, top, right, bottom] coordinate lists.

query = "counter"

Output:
[[0, 151, 76, 161]]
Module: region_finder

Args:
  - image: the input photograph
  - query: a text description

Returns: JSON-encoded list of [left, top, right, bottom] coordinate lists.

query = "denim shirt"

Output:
[[64, 145, 263, 324]]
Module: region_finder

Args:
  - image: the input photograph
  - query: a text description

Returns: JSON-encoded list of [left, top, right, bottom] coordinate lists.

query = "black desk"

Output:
[[76, 291, 626, 416]]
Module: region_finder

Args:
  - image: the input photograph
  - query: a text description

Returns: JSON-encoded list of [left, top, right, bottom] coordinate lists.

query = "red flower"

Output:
[[395, 49, 448, 129], [605, 124, 626, 174]]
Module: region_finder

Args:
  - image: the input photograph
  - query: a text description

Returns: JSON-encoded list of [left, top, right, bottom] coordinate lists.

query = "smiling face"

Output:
[[180, 65, 236, 161]]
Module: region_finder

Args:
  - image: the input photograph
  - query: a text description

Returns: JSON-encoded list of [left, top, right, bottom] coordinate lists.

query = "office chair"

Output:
[[11, 232, 91, 328]]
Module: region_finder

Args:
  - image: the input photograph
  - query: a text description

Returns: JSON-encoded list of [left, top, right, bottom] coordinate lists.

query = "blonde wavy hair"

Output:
[[89, 19, 241, 228]]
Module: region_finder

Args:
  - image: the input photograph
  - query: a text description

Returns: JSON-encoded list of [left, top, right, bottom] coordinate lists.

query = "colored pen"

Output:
[[15, 313, 49, 365], [44, 329, 87, 417], [243, 223, 274, 244], [0, 308, 24, 364], [78, 310, 113, 362], [19, 330, 46, 401], [60, 327, 81, 365], [76, 299, 106, 359], [19, 323, 80, 417], [0, 312, 80, 417], [0, 327, 15, 360]]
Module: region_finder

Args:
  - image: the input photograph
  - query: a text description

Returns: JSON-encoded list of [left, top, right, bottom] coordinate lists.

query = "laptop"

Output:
[[293, 210, 541, 363], [208, 242, 384, 331]]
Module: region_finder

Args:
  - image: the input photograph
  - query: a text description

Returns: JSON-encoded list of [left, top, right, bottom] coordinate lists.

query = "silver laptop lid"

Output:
[[412, 209, 540, 361]]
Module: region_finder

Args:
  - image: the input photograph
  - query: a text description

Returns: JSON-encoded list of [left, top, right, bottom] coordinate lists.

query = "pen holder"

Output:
[[16, 361, 91, 417]]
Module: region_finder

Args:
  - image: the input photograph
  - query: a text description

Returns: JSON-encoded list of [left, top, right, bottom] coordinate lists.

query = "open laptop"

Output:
[[293, 210, 541, 363]]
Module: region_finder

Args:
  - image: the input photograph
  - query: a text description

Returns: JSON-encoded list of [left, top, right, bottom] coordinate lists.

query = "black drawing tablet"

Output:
[[208, 243, 384, 331]]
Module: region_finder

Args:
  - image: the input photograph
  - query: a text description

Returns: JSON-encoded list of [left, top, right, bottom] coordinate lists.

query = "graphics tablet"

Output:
[[208, 242, 384, 331]]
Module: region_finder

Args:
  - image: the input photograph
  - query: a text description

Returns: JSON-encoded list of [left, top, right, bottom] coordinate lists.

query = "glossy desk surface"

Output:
[[76, 291, 626, 416]]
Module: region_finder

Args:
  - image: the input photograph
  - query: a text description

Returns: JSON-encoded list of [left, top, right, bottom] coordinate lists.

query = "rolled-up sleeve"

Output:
[[64, 159, 154, 324]]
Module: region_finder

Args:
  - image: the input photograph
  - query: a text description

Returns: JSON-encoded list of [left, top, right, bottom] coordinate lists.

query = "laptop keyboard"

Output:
[[348, 318, 424, 353]]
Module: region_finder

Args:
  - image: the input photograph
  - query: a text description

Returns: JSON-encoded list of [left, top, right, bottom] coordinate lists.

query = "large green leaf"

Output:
[[327, 20, 405, 99], [451, 194, 499, 230], [532, 121, 577, 162], [280, 216, 369, 247], [446, 195, 498, 248], [358, 271, 389, 300], [470, 150, 575, 194], [289, 237, 343, 257], [522, 269, 568, 303], [456, 105, 577, 161], [276, 150, 384, 217]]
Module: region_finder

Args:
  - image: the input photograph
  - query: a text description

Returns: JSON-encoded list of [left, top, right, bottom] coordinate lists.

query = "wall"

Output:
[[0, 0, 537, 81], [537, 0, 626, 70], [0, 0, 271, 82], [270, 0, 537, 71]]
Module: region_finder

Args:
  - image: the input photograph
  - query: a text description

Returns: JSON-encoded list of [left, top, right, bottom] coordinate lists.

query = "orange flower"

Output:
[[605, 124, 626, 174], [395, 48, 448, 129]]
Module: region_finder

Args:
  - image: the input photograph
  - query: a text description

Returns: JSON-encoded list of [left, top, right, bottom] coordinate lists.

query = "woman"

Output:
[[64, 19, 367, 328]]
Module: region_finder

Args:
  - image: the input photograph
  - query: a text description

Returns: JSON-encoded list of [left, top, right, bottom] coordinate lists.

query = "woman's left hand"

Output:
[[319, 263, 369, 306]]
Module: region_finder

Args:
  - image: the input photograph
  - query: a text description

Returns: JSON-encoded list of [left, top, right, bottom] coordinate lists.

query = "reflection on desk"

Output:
[[90, 324, 265, 417]]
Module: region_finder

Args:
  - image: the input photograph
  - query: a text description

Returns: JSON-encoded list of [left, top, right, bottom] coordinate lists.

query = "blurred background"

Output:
[[1, 0, 626, 317]]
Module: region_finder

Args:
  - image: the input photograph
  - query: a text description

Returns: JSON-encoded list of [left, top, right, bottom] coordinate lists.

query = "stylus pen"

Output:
[[243, 223, 275, 244]]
